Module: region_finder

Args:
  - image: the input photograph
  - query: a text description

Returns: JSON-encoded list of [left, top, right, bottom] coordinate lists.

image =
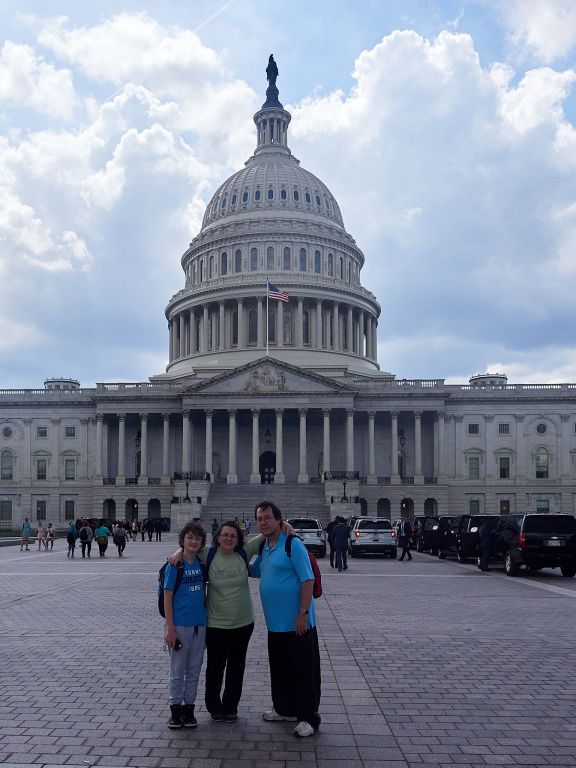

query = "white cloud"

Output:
[[494, 0, 576, 63]]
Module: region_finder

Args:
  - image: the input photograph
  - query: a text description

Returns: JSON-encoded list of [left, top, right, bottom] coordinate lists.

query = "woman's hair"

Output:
[[254, 500, 282, 521], [179, 521, 206, 548], [213, 519, 244, 549]]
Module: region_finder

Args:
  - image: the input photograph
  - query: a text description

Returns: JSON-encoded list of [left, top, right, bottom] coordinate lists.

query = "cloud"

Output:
[[493, 0, 576, 63]]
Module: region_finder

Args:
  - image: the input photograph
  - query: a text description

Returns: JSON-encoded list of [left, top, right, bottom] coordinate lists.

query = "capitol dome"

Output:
[[163, 58, 380, 378]]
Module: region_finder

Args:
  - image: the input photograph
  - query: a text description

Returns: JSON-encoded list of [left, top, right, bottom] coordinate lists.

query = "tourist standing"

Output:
[[21, 517, 32, 551], [66, 522, 78, 558], [95, 520, 110, 558], [46, 522, 56, 551], [36, 522, 47, 551]]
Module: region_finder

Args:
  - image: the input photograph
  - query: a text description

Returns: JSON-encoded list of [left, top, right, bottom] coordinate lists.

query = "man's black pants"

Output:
[[335, 547, 348, 571], [205, 623, 254, 716], [268, 627, 321, 730], [399, 538, 412, 560]]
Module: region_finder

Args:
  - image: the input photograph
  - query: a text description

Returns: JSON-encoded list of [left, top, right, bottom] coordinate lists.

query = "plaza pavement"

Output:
[[1, 533, 576, 768]]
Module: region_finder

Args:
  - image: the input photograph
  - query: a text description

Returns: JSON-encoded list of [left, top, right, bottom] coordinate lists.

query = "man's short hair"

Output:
[[254, 500, 282, 521], [179, 521, 206, 548]]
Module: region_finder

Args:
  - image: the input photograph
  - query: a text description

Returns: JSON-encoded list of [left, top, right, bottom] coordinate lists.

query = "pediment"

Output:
[[185, 358, 352, 396]]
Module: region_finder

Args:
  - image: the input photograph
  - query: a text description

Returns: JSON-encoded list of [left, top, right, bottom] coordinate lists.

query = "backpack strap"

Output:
[[205, 546, 218, 573], [173, 561, 185, 594], [285, 534, 294, 557]]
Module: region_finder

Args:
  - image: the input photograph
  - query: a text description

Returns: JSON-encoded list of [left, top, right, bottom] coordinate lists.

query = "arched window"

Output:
[[199, 260, 204, 282], [210, 254, 216, 278], [250, 248, 258, 271], [535, 448, 549, 479], [283, 247, 291, 270], [242, 190, 249, 203], [248, 309, 258, 344], [283, 309, 293, 345], [267, 188, 274, 201], [314, 250, 321, 274], [231, 193, 237, 207], [299, 248, 307, 271], [192, 262, 197, 284], [221, 195, 227, 210], [280, 188, 287, 201], [305, 191, 311, 204], [346, 260, 351, 282], [267, 246, 275, 270], [315, 193, 321, 207], [267, 306, 276, 344], [303, 311, 310, 344], [337, 256, 343, 279], [1, 450, 13, 480], [293, 189, 299, 202], [221, 251, 228, 276], [327, 253, 333, 276], [255, 189, 261, 202]]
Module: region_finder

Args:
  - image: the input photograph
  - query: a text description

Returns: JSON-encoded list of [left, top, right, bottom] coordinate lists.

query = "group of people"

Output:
[[65, 518, 134, 558], [162, 501, 321, 738], [20, 518, 56, 551], [326, 516, 351, 571]]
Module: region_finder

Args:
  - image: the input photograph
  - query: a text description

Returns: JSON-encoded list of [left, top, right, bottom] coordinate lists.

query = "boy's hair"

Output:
[[213, 519, 244, 549], [179, 521, 207, 548], [254, 500, 282, 521]]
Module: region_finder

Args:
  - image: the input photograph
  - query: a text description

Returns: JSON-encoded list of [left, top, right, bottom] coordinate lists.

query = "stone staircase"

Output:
[[203, 482, 331, 526]]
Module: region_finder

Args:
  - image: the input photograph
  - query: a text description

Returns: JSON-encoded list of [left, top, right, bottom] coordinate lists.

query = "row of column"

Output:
[[168, 299, 378, 361], [95, 409, 440, 485]]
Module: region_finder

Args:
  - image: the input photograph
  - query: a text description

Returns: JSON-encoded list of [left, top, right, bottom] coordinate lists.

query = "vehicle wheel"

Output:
[[437, 550, 446, 559], [504, 551, 519, 577], [457, 549, 468, 564], [560, 564, 576, 578], [390, 548, 397, 560], [430, 548, 438, 556], [416, 539, 423, 553]]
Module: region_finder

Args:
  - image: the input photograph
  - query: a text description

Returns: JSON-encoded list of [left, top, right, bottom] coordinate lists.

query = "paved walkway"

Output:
[[1, 534, 576, 767]]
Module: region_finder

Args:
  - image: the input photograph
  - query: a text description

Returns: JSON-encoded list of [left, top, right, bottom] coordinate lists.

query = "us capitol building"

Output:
[[1, 60, 575, 529]]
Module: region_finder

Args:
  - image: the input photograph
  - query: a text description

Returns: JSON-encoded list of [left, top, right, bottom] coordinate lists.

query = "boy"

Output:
[[21, 518, 32, 551], [163, 521, 207, 729]]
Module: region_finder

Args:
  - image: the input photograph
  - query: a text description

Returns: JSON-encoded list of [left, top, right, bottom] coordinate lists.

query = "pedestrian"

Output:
[[131, 520, 138, 541], [46, 522, 56, 551], [114, 523, 128, 556], [255, 500, 321, 738], [332, 518, 350, 572], [140, 521, 145, 542], [79, 521, 93, 558], [94, 520, 110, 558], [66, 521, 78, 558], [163, 521, 208, 729], [36, 522, 47, 551], [146, 517, 155, 541], [478, 519, 493, 571], [244, 517, 251, 535], [398, 518, 413, 561], [154, 518, 162, 542], [325, 517, 339, 568], [20, 517, 32, 551]]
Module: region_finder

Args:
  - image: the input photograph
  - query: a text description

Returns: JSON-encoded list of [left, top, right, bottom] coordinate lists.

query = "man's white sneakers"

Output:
[[261, 707, 297, 722], [293, 721, 315, 737]]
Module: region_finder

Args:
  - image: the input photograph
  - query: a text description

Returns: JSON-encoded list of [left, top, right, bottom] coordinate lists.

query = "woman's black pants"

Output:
[[204, 623, 254, 716]]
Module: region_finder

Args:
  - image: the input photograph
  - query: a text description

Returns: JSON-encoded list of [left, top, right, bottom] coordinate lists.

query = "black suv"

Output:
[[416, 516, 451, 555], [486, 514, 576, 577], [410, 516, 428, 548], [437, 515, 500, 562], [437, 515, 464, 559]]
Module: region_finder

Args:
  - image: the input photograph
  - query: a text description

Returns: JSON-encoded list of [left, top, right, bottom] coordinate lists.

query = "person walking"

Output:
[[146, 518, 155, 542], [36, 522, 47, 551], [66, 522, 78, 558], [94, 520, 110, 558], [21, 517, 32, 551], [398, 518, 413, 561], [114, 523, 128, 556], [140, 521, 146, 542], [79, 521, 93, 558], [332, 518, 350, 572], [325, 517, 339, 568], [255, 500, 321, 738], [154, 518, 163, 542]]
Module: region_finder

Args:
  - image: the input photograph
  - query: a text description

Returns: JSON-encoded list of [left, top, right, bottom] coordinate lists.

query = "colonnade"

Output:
[[168, 298, 378, 362]]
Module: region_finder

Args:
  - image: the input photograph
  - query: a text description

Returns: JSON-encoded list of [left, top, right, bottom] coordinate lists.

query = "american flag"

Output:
[[267, 282, 289, 302]]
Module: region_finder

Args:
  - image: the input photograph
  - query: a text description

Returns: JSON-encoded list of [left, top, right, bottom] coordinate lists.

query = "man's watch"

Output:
[[299, 609, 309, 615]]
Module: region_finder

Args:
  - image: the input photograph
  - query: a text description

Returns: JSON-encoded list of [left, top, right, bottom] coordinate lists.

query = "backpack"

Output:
[[205, 546, 251, 575], [79, 527, 89, 542], [259, 535, 322, 599], [157, 560, 208, 618]]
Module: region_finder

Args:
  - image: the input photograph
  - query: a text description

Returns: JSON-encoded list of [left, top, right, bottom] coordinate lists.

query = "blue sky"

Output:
[[1, 0, 575, 387]]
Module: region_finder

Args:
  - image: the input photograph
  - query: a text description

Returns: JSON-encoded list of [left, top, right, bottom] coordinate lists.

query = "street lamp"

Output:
[[398, 429, 406, 449], [183, 471, 191, 502], [341, 480, 349, 503]]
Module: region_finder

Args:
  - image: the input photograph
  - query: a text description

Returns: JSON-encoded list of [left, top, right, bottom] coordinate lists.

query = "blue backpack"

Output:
[[157, 560, 208, 618]]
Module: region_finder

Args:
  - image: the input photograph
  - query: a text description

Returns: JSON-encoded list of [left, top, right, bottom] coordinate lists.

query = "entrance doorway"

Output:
[[259, 451, 276, 484]]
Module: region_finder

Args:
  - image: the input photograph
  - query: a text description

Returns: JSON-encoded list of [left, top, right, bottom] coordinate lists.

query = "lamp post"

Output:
[[341, 480, 349, 503], [183, 471, 191, 502]]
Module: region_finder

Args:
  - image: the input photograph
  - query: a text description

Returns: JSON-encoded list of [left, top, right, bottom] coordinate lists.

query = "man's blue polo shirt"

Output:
[[258, 531, 317, 632]]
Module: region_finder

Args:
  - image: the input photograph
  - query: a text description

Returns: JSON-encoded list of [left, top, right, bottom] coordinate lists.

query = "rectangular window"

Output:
[[498, 423, 510, 435], [64, 500, 75, 520], [0, 499, 12, 524], [468, 423, 479, 435], [37, 458, 47, 480], [36, 426, 48, 438], [469, 499, 480, 515], [36, 500, 46, 520], [64, 459, 76, 480], [499, 456, 510, 479], [64, 426, 76, 438], [499, 500, 511, 515], [468, 456, 480, 480], [536, 499, 550, 514]]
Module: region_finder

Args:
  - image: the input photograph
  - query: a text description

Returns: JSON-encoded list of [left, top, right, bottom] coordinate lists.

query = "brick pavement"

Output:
[[1, 534, 575, 767]]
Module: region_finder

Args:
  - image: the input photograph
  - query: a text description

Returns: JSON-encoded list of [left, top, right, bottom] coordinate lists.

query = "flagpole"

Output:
[[266, 279, 269, 357]]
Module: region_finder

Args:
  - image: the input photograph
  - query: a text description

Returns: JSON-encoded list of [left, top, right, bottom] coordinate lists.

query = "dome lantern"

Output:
[[253, 54, 292, 158]]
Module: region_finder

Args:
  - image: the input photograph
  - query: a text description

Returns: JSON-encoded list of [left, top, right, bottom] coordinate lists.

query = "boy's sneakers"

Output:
[[261, 707, 297, 722], [181, 704, 197, 728], [168, 705, 183, 729], [293, 721, 315, 738]]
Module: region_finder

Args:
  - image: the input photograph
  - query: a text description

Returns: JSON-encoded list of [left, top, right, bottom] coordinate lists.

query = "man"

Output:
[[398, 517, 413, 561], [21, 517, 32, 551], [332, 518, 350, 572], [325, 517, 339, 568], [255, 501, 321, 738], [154, 518, 163, 541]]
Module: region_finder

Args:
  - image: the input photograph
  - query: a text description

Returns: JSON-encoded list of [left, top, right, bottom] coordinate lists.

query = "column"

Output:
[[438, 411, 446, 479], [274, 409, 285, 483], [433, 414, 439, 478], [367, 411, 377, 484], [95, 414, 103, 478], [204, 410, 213, 480], [560, 414, 569, 480], [484, 416, 494, 479], [298, 409, 308, 483], [391, 411, 400, 484], [297, 298, 304, 347], [316, 299, 322, 349], [322, 408, 331, 475], [346, 409, 354, 472], [227, 409, 238, 484], [257, 298, 263, 347], [168, 321, 174, 362], [333, 303, 339, 350], [250, 409, 260, 483], [200, 306, 207, 352], [116, 413, 126, 481], [189, 309, 196, 354], [179, 314, 186, 358], [454, 414, 464, 478], [219, 302, 225, 350], [138, 413, 148, 484], [162, 413, 170, 483], [414, 410, 423, 484], [277, 301, 284, 348], [515, 415, 525, 480], [347, 306, 353, 352], [237, 299, 245, 347], [357, 314, 363, 356], [182, 411, 190, 473]]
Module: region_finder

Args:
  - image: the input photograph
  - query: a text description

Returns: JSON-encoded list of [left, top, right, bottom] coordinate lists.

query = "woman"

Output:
[[94, 520, 110, 558], [46, 522, 56, 550], [114, 523, 127, 556], [36, 522, 47, 551]]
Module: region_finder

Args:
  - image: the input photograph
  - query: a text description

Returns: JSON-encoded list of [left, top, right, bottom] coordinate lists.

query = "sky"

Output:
[[1, 0, 575, 388]]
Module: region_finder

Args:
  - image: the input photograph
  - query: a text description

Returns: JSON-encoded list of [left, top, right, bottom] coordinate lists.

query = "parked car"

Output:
[[486, 514, 576, 577], [410, 516, 428, 548], [348, 518, 397, 558], [286, 518, 327, 558], [454, 515, 501, 562], [416, 516, 451, 555]]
